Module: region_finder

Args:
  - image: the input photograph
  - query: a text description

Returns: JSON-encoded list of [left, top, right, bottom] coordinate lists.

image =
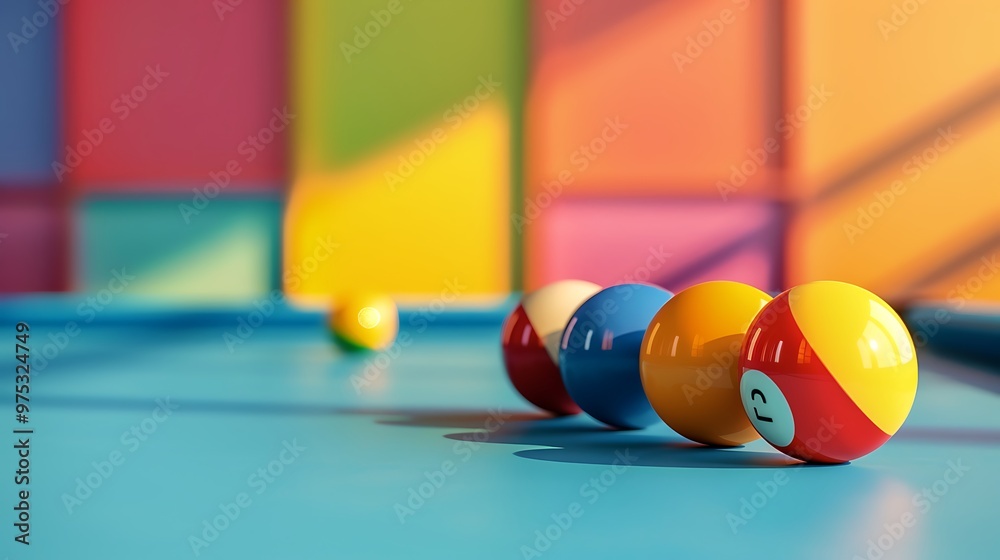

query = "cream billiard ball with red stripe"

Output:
[[738, 281, 918, 463], [501, 280, 602, 415]]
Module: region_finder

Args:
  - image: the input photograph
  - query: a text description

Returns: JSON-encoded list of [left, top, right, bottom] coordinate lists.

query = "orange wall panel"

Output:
[[785, 0, 1000, 198], [527, 0, 776, 198], [787, 100, 1000, 302]]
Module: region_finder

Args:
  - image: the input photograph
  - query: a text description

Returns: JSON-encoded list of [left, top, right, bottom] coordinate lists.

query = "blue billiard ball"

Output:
[[558, 283, 673, 429]]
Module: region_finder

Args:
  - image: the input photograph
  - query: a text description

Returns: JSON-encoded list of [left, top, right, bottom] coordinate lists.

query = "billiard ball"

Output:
[[501, 279, 602, 415], [559, 284, 673, 429], [737, 281, 918, 463], [329, 293, 399, 351], [640, 281, 772, 446]]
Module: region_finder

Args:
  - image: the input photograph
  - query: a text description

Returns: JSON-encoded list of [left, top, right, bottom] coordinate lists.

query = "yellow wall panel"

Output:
[[284, 103, 510, 302]]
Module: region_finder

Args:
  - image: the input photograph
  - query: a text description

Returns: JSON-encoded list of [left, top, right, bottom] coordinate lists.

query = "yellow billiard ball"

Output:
[[640, 281, 772, 446], [329, 293, 399, 351]]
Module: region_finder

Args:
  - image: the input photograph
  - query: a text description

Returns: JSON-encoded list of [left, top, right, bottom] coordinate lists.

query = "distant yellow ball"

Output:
[[329, 293, 399, 351]]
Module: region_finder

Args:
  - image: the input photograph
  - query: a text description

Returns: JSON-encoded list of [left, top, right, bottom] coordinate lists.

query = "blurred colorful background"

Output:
[[2, 0, 999, 307]]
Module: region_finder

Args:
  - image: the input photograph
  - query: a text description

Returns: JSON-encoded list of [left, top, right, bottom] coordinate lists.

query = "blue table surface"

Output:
[[1, 297, 999, 560]]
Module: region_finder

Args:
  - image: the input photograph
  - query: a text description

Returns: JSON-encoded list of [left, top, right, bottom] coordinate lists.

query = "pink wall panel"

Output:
[[0, 191, 67, 292], [527, 198, 782, 293]]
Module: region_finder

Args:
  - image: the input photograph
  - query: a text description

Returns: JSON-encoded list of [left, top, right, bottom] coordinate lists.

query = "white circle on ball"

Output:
[[740, 369, 795, 448]]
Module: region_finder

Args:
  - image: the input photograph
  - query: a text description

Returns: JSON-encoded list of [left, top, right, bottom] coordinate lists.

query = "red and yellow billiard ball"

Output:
[[329, 293, 399, 351], [640, 281, 772, 446], [738, 281, 918, 463], [501, 280, 602, 415]]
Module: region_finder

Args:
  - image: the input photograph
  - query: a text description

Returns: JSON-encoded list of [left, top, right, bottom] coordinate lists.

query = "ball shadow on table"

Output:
[[340, 407, 838, 469], [335, 407, 551, 429], [431, 413, 829, 470]]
